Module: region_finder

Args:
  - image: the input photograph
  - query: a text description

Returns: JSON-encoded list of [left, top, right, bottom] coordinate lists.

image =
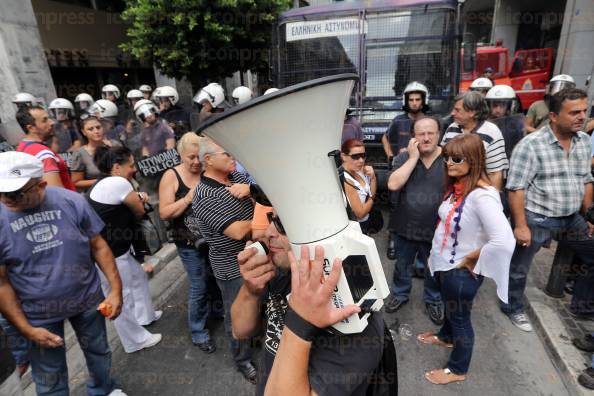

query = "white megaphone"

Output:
[[196, 74, 389, 334]]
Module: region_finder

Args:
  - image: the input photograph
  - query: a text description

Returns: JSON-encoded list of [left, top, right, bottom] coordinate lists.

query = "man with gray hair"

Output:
[[441, 91, 508, 190], [191, 137, 257, 383]]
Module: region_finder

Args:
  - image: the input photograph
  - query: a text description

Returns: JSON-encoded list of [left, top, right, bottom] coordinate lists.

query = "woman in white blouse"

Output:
[[417, 134, 515, 384], [341, 139, 377, 233]]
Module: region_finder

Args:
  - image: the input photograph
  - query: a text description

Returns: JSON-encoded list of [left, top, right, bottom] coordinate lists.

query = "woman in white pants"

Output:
[[88, 145, 162, 353]]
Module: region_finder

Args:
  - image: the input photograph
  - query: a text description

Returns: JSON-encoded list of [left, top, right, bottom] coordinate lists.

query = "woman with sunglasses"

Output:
[[418, 134, 514, 384], [87, 145, 162, 353], [71, 116, 120, 192], [340, 139, 377, 234]]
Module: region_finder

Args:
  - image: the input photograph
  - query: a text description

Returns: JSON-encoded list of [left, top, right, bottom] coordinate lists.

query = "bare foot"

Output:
[[417, 332, 453, 348], [425, 368, 466, 384]]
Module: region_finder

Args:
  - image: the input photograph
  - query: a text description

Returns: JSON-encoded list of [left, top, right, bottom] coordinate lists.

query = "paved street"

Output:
[[82, 229, 570, 396]]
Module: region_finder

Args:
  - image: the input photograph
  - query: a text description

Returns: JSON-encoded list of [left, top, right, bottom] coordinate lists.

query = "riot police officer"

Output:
[[154, 86, 190, 140]]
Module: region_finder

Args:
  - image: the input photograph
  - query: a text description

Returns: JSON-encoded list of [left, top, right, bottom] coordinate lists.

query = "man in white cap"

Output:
[[0, 151, 127, 396]]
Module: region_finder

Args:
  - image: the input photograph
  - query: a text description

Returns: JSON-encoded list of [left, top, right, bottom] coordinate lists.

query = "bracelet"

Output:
[[284, 306, 321, 342]]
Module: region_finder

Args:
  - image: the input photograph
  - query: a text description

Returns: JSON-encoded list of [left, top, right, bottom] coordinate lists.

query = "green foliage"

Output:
[[120, 0, 291, 86]]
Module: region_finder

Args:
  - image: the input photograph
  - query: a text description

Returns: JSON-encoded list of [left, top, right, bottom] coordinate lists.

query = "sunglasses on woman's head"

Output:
[[266, 212, 286, 235], [348, 153, 366, 160]]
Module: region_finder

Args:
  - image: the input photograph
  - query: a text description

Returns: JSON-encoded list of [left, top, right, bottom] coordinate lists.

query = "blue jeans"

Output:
[[215, 277, 253, 366], [501, 211, 594, 315], [30, 308, 116, 396], [0, 314, 29, 366], [391, 234, 441, 304], [436, 268, 484, 375], [177, 245, 211, 344]]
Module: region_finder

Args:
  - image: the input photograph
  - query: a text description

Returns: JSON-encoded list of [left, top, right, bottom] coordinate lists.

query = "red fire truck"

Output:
[[460, 44, 554, 111]]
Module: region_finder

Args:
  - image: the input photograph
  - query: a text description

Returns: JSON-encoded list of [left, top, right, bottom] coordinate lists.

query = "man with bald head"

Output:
[[384, 116, 444, 324]]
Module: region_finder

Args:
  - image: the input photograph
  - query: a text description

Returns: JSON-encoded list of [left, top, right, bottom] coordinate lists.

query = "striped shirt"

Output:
[[440, 121, 509, 173], [192, 172, 254, 280], [506, 124, 593, 217]]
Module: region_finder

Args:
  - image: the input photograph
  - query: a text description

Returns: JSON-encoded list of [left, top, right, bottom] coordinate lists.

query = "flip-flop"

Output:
[[417, 332, 453, 348], [425, 368, 466, 385]]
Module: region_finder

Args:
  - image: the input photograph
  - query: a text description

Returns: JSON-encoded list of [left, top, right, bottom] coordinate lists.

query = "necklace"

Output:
[[439, 180, 467, 264]]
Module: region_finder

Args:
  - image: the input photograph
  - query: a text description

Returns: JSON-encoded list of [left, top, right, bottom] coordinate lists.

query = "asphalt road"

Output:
[[98, 228, 570, 396]]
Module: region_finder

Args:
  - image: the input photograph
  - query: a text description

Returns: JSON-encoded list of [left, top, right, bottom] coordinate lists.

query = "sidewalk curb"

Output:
[[22, 244, 186, 395], [525, 286, 594, 396]]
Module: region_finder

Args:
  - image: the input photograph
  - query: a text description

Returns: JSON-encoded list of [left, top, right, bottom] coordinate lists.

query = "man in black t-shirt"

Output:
[[0, 326, 23, 395], [384, 117, 444, 324], [232, 209, 388, 396], [383, 82, 431, 260]]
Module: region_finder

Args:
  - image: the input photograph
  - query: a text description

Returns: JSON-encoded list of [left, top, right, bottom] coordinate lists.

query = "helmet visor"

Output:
[[102, 91, 117, 100], [77, 101, 91, 111], [136, 103, 158, 121], [548, 81, 576, 96], [50, 108, 71, 121], [469, 87, 490, 95], [14, 101, 33, 109]]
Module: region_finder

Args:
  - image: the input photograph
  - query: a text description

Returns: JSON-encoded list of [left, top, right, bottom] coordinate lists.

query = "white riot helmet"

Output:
[[154, 86, 179, 106], [402, 81, 430, 112], [231, 86, 253, 105], [12, 92, 37, 109], [193, 83, 225, 109], [88, 99, 118, 119], [264, 88, 279, 95], [134, 99, 159, 122], [486, 85, 518, 115], [101, 84, 121, 100], [469, 77, 493, 94], [139, 84, 152, 93], [48, 98, 75, 120], [547, 74, 576, 96], [126, 89, 144, 107], [74, 93, 94, 112]]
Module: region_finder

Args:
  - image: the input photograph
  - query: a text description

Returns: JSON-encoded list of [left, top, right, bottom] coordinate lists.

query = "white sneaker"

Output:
[[108, 389, 128, 396], [509, 312, 533, 332], [140, 333, 162, 350], [153, 310, 163, 322]]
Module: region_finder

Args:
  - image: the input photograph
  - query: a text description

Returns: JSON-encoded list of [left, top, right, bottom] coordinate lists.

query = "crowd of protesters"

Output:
[[0, 72, 594, 396]]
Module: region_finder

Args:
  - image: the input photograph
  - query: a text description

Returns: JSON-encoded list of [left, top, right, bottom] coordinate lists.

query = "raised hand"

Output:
[[288, 245, 360, 328]]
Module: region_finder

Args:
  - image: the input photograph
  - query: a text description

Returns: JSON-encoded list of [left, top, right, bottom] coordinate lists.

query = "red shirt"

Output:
[[16, 140, 76, 191]]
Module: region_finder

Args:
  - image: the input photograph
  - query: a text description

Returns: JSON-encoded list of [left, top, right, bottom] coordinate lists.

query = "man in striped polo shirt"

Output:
[[192, 137, 257, 383], [441, 91, 508, 190]]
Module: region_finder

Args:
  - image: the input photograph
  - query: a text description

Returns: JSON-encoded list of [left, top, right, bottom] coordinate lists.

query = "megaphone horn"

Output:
[[197, 74, 389, 334]]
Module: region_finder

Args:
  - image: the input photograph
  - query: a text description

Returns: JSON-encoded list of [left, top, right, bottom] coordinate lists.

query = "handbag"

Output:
[[132, 202, 163, 258], [365, 205, 384, 234]]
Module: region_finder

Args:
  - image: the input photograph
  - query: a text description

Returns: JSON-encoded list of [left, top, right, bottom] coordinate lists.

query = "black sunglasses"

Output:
[[0, 182, 40, 202], [266, 212, 286, 235], [443, 155, 466, 165], [348, 153, 366, 160]]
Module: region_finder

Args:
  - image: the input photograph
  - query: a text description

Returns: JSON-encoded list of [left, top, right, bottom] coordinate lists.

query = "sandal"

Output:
[[417, 332, 453, 348], [425, 368, 466, 385]]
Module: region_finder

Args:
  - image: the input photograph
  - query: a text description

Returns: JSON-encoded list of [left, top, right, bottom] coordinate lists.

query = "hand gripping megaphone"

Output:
[[196, 74, 389, 334]]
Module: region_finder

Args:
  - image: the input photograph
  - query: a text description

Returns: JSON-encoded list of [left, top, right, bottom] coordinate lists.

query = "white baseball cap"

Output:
[[0, 151, 44, 192]]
